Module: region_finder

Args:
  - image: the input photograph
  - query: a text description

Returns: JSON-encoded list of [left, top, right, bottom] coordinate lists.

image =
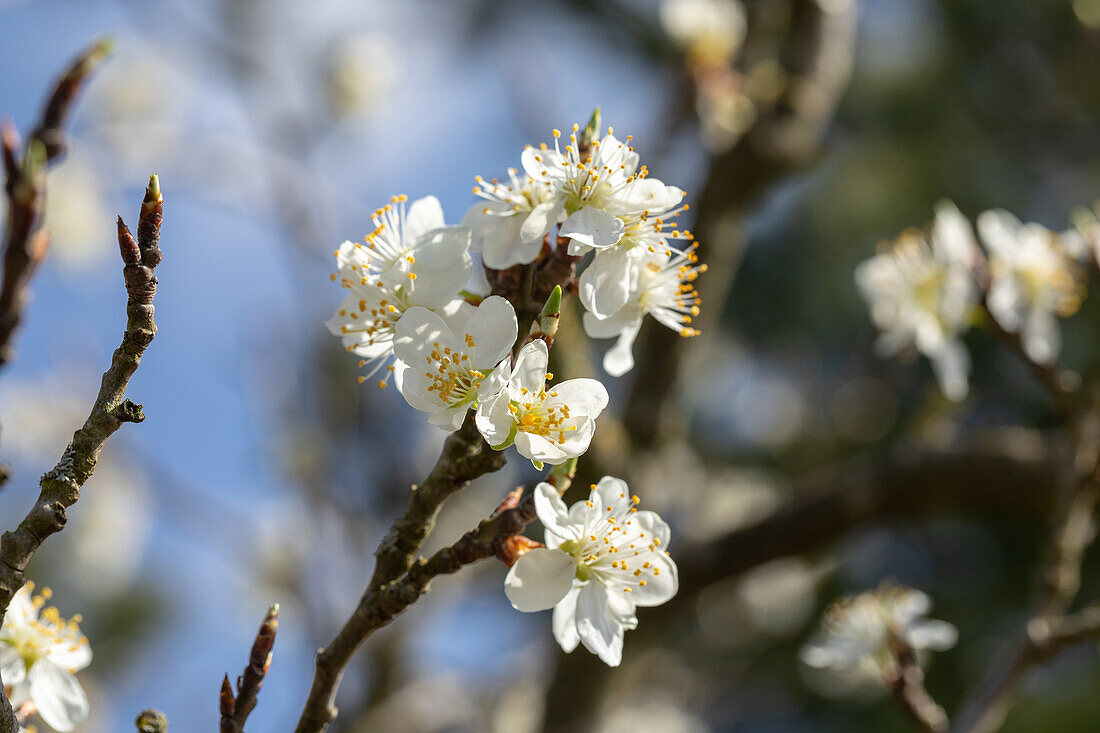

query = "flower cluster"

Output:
[[800, 584, 956, 675], [467, 122, 706, 377], [856, 201, 1085, 400], [0, 584, 91, 732], [326, 117, 694, 664]]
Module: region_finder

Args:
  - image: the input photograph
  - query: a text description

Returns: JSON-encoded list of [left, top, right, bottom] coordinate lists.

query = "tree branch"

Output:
[[220, 604, 279, 733], [294, 414, 506, 732], [886, 634, 950, 733], [0, 175, 162, 732], [0, 38, 112, 372]]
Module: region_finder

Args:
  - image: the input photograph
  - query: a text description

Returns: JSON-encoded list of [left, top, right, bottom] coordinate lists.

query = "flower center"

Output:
[[508, 390, 575, 445], [424, 339, 484, 405]]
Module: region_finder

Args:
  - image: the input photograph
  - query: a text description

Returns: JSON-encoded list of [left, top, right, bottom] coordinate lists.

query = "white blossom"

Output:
[[800, 585, 956, 674], [855, 201, 980, 401], [978, 209, 1084, 365], [582, 245, 706, 377], [326, 194, 473, 385], [504, 478, 678, 666], [522, 125, 682, 252], [475, 340, 608, 467], [0, 584, 91, 732], [463, 168, 557, 269], [393, 296, 518, 430]]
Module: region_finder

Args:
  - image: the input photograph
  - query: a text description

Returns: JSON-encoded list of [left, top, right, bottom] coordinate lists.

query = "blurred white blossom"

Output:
[[660, 0, 747, 66], [978, 209, 1084, 365], [325, 32, 395, 119], [0, 584, 91, 732], [856, 201, 979, 401], [504, 479, 678, 666], [42, 155, 114, 270], [801, 584, 956, 674]]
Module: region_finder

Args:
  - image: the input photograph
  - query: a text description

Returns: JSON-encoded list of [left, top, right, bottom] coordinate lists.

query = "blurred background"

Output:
[[3, 0, 1100, 730]]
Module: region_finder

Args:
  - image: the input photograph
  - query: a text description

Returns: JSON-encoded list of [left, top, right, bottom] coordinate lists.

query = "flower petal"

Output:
[[560, 207, 625, 249], [904, 620, 958, 651], [534, 483, 580, 544], [405, 195, 446, 242], [514, 431, 568, 465], [504, 548, 576, 612], [465, 296, 518, 370], [552, 587, 581, 653], [28, 660, 88, 732], [575, 582, 627, 667]]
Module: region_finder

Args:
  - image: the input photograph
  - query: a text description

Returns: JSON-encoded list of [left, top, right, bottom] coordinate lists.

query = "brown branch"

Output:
[[885, 636, 950, 733], [623, 0, 857, 449], [294, 414, 505, 732], [0, 175, 162, 732], [979, 300, 1080, 418], [220, 604, 279, 733], [0, 38, 112, 372]]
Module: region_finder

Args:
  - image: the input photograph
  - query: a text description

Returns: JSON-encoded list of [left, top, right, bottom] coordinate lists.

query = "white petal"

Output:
[[627, 548, 678, 608], [405, 195, 446, 241], [633, 509, 672, 550], [504, 548, 576, 612], [0, 645, 26, 686], [929, 340, 970, 402], [475, 391, 514, 448], [799, 639, 859, 670], [465, 296, 518, 370], [28, 661, 88, 732], [1023, 307, 1060, 364], [592, 476, 634, 520], [602, 318, 642, 377], [46, 638, 92, 672], [575, 582, 627, 667], [511, 340, 549, 396], [977, 209, 1023, 260], [904, 620, 958, 651], [607, 178, 684, 214], [520, 200, 563, 243], [560, 208, 625, 249], [579, 247, 637, 318], [547, 378, 609, 417], [552, 587, 581, 653], [514, 431, 568, 465], [393, 306, 454, 365], [534, 483, 581, 544]]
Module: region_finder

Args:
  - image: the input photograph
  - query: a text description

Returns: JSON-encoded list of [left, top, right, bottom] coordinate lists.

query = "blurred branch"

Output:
[[0, 38, 111, 371], [624, 0, 857, 448], [542, 432, 1064, 732], [220, 604, 279, 733], [675, 434, 1066, 597], [886, 634, 950, 733], [0, 175, 162, 732]]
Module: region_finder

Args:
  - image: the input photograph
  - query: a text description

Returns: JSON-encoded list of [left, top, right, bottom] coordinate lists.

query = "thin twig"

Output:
[[294, 479, 545, 733], [220, 604, 280, 733], [886, 634, 950, 733], [294, 414, 505, 732], [0, 176, 162, 732], [0, 38, 112, 371]]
